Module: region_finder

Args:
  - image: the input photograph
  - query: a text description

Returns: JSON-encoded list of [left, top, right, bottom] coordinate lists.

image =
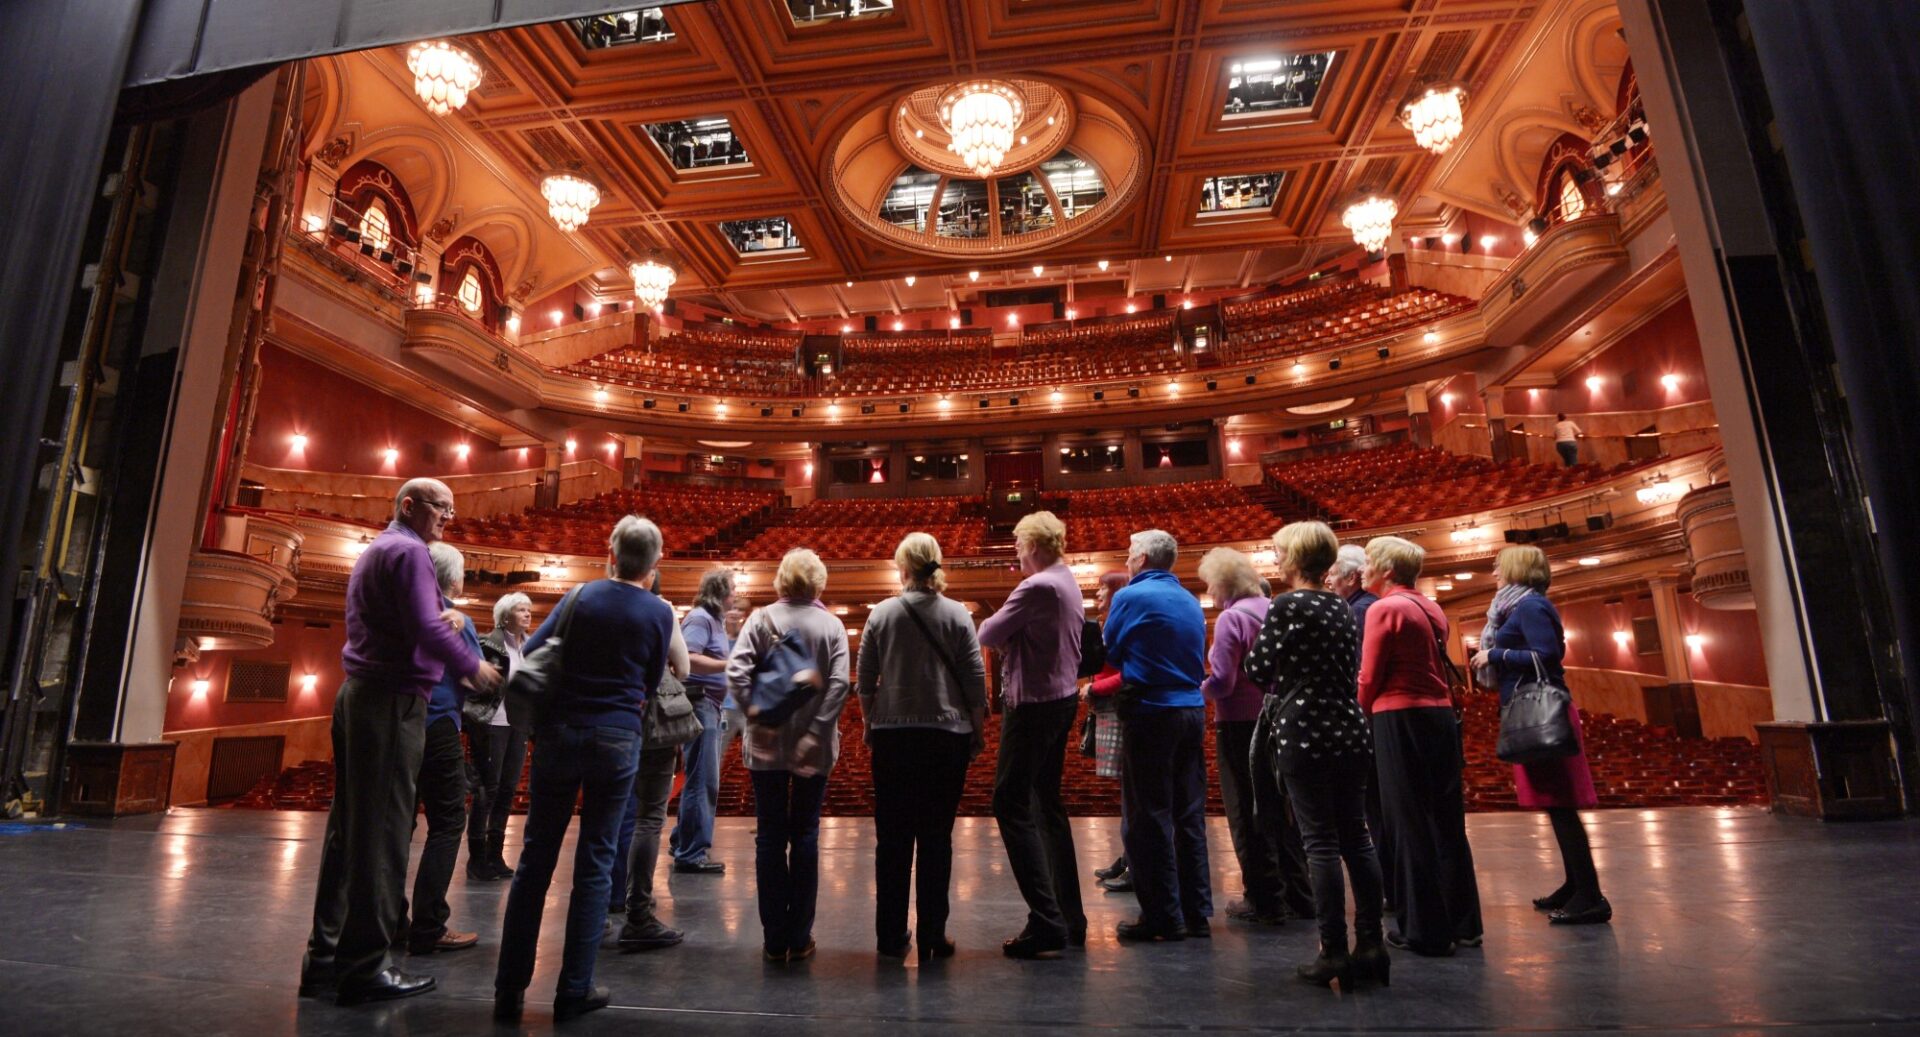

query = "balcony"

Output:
[[176, 512, 304, 652], [1480, 213, 1628, 349], [403, 300, 544, 409]]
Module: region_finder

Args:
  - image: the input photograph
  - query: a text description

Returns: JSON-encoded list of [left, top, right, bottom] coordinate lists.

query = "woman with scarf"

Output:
[[1470, 546, 1610, 926]]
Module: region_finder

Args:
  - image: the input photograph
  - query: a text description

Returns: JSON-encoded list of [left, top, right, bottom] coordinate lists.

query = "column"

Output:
[[623, 434, 644, 488], [1647, 577, 1701, 738], [1404, 385, 1432, 448], [1207, 420, 1226, 479], [1482, 389, 1510, 463], [537, 441, 563, 509]]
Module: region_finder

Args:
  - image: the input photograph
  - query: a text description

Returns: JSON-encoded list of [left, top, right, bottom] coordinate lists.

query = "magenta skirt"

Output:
[[1512, 703, 1599, 809]]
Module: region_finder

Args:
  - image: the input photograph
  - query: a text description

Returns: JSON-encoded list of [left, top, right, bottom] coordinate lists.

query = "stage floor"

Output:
[[1, 806, 1917, 1035]]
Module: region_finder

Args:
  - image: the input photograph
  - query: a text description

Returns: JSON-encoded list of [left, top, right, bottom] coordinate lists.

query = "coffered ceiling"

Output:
[[309, 0, 1598, 321]]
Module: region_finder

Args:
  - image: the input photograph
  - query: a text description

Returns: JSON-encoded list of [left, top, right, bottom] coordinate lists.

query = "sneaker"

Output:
[[1099, 870, 1134, 893], [617, 917, 686, 952]]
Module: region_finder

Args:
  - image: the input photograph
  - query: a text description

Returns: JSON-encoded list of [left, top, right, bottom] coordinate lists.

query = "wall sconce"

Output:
[[1611, 630, 1633, 647], [290, 433, 308, 450], [454, 443, 470, 460], [381, 447, 399, 464], [190, 679, 210, 697], [1585, 375, 1603, 392], [1685, 634, 1706, 650], [300, 673, 318, 694], [565, 439, 577, 453]]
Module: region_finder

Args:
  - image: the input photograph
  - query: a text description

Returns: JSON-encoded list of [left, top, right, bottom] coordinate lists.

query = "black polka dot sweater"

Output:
[[1240, 588, 1371, 770]]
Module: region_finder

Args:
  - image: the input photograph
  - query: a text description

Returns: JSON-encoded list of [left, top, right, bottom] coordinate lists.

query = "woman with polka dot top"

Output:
[[1242, 521, 1387, 990]]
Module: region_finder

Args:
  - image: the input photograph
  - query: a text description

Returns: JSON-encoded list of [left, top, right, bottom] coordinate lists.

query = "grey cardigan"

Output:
[[857, 590, 987, 733], [725, 599, 851, 774]]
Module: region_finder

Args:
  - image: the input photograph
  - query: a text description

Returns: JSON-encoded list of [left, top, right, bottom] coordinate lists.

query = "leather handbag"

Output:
[[745, 621, 822, 727], [1495, 652, 1579, 764], [503, 585, 581, 705], [1075, 617, 1107, 679], [643, 671, 704, 750]]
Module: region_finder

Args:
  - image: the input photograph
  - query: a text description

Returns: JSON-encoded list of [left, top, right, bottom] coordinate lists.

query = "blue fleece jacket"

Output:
[[1104, 568, 1207, 710]]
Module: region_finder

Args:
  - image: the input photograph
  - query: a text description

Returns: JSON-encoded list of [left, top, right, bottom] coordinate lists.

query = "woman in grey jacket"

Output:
[[857, 532, 988, 963], [725, 547, 850, 963]]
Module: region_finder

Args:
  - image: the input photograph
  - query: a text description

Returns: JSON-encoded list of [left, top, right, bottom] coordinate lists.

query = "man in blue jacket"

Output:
[[1104, 529, 1212, 942]]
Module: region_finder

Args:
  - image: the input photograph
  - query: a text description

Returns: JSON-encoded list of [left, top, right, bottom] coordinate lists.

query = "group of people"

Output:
[[297, 477, 1610, 1021]]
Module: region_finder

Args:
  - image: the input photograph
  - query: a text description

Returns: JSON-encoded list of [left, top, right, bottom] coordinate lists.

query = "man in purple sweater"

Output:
[[978, 511, 1086, 959], [300, 478, 501, 1006]]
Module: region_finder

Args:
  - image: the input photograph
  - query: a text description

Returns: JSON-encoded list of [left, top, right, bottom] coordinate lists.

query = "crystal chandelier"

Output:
[[406, 41, 482, 116], [541, 173, 601, 232], [939, 81, 1023, 177], [1341, 193, 1398, 252], [1398, 82, 1468, 155], [630, 257, 677, 310]]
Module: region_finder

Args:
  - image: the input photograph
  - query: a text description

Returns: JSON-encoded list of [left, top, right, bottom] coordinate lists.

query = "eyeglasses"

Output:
[[420, 499, 456, 519]]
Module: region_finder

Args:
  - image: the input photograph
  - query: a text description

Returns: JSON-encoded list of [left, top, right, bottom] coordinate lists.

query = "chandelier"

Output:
[[630, 257, 677, 309], [1398, 82, 1468, 155], [939, 81, 1024, 177], [1341, 193, 1398, 252], [541, 173, 601, 232], [406, 41, 482, 116]]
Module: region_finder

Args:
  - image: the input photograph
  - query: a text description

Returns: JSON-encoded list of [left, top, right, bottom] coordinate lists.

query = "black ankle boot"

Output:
[[1295, 942, 1351, 988], [1350, 936, 1391, 987]]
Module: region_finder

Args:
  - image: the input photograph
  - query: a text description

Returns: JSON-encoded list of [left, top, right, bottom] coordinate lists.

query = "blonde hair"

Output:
[[774, 547, 828, 601], [1013, 510, 1067, 558], [1270, 521, 1339, 583], [1496, 545, 1553, 591], [894, 531, 948, 594], [1197, 547, 1263, 601], [1364, 535, 1425, 587]]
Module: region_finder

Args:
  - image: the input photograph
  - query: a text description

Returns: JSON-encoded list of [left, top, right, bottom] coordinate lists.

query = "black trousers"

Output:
[[1217, 720, 1314, 917], [303, 677, 425, 987], [871, 727, 972, 944], [406, 715, 469, 944], [612, 743, 681, 919], [1120, 705, 1212, 930], [991, 695, 1084, 938], [467, 720, 527, 862], [1285, 761, 1384, 950], [1372, 707, 1483, 950]]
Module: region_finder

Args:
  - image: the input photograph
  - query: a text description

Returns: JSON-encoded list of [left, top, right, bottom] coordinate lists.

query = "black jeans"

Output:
[[1217, 720, 1314, 917], [495, 724, 640, 999], [303, 678, 425, 987], [466, 720, 526, 862], [751, 769, 831, 954], [871, 727, 972, 944], [611, 743, 681, 918], [991, 695, 1084, 939], [1285, 762, 1385, 950], [406, 716, 469, 945], [1119, 705, 1213, 930], [1372, 707, 1484, 950]]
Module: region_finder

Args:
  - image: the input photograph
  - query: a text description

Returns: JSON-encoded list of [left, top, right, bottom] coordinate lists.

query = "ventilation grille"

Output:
[[1415, 30, 1474, 81], [225, 660, 290, 703], [207, 736, 285, 803]]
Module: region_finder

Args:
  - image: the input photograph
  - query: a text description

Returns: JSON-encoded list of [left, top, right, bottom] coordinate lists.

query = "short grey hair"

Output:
[[1332, 544, 1368, 582], [492, 591, 531, 631], [1128, 528, 1178, 571], [610, 515, 664, 580], [426, 541, 464, 593]]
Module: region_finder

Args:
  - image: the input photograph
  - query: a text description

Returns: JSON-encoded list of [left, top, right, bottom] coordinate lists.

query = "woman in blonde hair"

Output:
[[1242, 523, 1385, 989], [857, 532, 988, 962], [1470, 546, 1608, 925], [724, 547, 850, 963]]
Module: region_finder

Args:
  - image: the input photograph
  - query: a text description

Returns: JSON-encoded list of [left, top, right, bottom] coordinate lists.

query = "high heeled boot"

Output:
[[1350, 934, 1391, 988], [1295, 938, 1352, 988]]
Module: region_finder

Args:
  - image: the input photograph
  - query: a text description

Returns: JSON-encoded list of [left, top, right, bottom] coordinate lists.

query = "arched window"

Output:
[[1559, 177, 1586, 222], [359, 199, 392, 251], [456, 267, 484, 313]]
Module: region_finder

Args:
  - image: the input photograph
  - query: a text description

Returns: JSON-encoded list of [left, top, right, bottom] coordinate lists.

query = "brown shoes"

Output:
[[410, 928, 478, 954]]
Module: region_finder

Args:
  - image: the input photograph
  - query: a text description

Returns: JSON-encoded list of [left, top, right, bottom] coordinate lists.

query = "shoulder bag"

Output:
[[461, 635, 506, 726], [1076, 617, 1106, 679], [643, 670, 704, 750], [745, 612, 824, 727], [1496, 651, 1579, 764], [503, 585, 582, 704]]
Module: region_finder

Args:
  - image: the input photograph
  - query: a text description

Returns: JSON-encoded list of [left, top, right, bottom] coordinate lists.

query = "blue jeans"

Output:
[[670, 695, 722, 863], [750, 769, 830, 954], [494, 725, 639, 999], [1119, 705, 1213, 930]]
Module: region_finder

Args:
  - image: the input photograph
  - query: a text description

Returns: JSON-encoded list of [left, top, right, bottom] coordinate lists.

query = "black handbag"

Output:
[[503, 586, 581, 705], [643, 671, 704, 750], [1076, 617, 1107, 679], [745, 621, 822, 727], [1495, 652, 1579, 763]]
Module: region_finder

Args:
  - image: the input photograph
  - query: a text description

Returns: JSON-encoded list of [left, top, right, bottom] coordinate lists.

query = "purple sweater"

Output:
[[1201, 595, 1270, 723], [977, 561, 1084, 708], [340, 522, 479, 699]]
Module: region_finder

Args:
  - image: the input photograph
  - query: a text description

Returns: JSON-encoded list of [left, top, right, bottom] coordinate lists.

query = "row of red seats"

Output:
[[445, 484, 777, 558], [1265, 443, 1647, 525]]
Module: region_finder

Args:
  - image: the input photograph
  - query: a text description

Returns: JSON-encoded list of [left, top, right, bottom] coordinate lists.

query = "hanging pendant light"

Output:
[[1341, 192, 1398, 252], [1398, 82, 1468, 155], [630, 256, 677, 310], [939, 81, 1024, 177], [542, 173, 601, 232], [407, 41, 482, 116]]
